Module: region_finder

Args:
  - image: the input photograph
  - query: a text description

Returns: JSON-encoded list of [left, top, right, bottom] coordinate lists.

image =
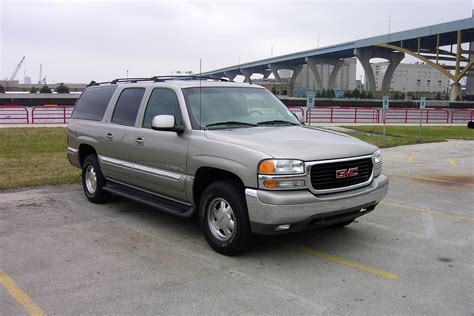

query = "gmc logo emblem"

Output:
[[336, 167, 359, 179]]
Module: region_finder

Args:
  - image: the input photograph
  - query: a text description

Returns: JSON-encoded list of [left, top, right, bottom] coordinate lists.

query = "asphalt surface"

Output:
[[0, 140, 473, 315]]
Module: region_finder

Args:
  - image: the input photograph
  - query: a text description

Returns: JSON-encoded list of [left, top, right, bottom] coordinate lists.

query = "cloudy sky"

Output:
[[1, 0, 472, 84]]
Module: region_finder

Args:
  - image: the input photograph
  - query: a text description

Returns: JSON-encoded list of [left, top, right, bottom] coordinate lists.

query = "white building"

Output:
[[369, 61, 450, 93], [294, 58, 357, 91]]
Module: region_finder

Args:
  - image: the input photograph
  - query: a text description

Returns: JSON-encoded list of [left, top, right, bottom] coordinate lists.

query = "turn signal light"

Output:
[[259, 160, 276, 174]]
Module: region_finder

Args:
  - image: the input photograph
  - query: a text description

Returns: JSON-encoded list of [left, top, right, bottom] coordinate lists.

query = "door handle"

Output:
[[105, 133, 113, 141], [135, 137, 144, 146]]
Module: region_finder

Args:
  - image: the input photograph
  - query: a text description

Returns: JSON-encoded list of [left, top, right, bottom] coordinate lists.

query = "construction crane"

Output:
[[38, 64, 43, 84], [9, 56, 25, 81]]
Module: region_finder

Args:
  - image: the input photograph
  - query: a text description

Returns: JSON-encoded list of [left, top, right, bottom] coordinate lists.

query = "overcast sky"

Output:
[[1, 0, 472, 84]]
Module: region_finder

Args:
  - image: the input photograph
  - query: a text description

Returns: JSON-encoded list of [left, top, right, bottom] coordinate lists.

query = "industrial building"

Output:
[[369, 62, 450, 94]]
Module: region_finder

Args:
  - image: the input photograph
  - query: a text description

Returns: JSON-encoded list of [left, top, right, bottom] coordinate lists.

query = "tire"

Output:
[[81, 154, 111, 204], [198, 180, 252, 256], [329, 219, 355, 228]]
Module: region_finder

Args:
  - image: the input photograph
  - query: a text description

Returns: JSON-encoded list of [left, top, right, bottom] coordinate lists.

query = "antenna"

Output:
[[199, 58, 202, 130]]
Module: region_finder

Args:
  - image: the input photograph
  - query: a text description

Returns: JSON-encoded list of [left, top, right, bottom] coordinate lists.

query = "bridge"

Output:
[[204, 18, 474, 100]]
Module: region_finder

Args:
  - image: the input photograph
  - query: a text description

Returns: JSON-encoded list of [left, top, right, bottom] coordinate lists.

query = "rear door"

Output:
[[98, 87, 145, 183], [128, 87, 189, 201]]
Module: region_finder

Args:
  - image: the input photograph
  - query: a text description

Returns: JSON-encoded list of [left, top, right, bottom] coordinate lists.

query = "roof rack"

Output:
[[87, 75, 230, 87]]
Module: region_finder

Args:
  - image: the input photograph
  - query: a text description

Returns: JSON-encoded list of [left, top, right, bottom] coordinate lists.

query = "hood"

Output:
[[204, 126, 377, 161]]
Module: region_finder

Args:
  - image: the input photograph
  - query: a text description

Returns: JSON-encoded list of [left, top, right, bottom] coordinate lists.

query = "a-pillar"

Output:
[[355, 47, 405, 93], [305, 57, 323, 90]]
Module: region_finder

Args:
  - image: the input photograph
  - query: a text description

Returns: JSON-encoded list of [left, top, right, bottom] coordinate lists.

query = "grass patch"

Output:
[[0, 127, 80, 191], [343, 125, 474, 148]]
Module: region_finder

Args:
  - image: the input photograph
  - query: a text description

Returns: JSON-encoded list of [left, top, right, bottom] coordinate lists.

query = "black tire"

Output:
[[198, 180, 252, 256], [467, 121, 473, 129], [329, 219, 355, 228], [81, 154, 111, 204]]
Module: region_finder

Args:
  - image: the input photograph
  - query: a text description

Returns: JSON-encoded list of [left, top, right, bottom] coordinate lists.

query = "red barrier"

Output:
[[306, 107, 379, 124], [287, 106, 304, 120], [0, 105, 29, 124], [384, 108, 449, 124], [31, 106, 74, 124], [451, 109, 474, 123]]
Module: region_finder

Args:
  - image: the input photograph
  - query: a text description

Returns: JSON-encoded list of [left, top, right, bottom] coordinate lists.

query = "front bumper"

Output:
[[246, 174, 388, 234]]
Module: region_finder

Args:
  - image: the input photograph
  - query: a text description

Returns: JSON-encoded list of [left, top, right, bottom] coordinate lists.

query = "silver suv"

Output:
[[67, 76, 388, 255]]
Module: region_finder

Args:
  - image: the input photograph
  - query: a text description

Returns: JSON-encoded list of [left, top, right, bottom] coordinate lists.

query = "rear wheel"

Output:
[[199, 180, 251, 256], [81, 155, 111, 203]]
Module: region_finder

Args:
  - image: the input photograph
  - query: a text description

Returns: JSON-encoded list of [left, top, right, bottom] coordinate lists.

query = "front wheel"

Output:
[[199, 180, 252, 256]]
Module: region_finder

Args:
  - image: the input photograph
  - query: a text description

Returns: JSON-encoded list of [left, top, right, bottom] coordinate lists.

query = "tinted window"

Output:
[[71, 86, 117, 121], [111, 88, 145, 126], [143, 88, 183, 128]]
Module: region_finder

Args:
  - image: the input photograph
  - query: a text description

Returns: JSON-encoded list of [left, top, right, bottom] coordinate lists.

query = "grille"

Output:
[[310, 158, 373, 191]]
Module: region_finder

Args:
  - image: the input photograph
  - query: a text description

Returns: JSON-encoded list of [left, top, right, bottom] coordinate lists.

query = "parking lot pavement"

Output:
[[0, 141, 473, 315]]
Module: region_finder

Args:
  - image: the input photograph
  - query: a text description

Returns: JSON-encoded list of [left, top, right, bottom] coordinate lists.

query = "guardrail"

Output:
[[306, 107, 380, 124], [31, 106, 74, 124], [0, 105, 29, 124], [383, 108, 449, 124], [451, 109, 474, 123]]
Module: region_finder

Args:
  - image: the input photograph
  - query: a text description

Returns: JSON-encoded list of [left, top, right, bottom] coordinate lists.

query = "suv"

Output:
[[67, 77, 388, 255]]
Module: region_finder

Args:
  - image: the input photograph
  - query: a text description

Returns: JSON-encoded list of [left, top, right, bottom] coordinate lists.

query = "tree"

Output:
[[352, 88, 360, 98], [360, 90, 366, 99], [400, 92, 405, 100], [56, 83, 70, 93], [39, 85, 52, 93], [316, 90, 322, 98], [29, 86, 38, 93], [435, 91, 442, 100], [321, 89, 327, 98], [345, 90, 352, 98], [366, 91, 373, 99], [0, 84, 5, 93], [329, 89, 335, 98], [393, 91, 401, 100]]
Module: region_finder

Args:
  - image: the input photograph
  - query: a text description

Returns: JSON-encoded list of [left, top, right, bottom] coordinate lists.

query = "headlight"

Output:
[[258, 159, 305, 175], [373, 149, 382, 177]]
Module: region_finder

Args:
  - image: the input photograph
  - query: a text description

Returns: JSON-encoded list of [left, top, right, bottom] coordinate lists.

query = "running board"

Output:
[[103, 182, 194, 218]]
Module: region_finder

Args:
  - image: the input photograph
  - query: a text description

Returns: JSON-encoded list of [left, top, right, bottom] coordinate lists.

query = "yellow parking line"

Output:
[[283, 242, 398, 280], [386, 173, 474, 187], [408, 154, 414, 162], [448, 158, 457, 167], [0, 268, 46, 316], [381, 201, 474, 222]]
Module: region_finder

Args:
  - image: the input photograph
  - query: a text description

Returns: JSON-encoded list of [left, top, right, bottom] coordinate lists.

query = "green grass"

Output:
[[343, 125, 474, 148], [0, 127, 80, 191]]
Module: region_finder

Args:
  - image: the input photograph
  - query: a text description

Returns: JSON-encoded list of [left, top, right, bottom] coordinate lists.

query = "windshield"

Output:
[[182, 87, 300, 129]]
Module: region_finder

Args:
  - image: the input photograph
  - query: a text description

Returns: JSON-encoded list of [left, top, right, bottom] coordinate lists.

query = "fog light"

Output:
[[275, 224, 291, 231]]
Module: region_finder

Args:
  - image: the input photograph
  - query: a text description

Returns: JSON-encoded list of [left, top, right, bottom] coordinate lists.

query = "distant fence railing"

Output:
[[306, 107, 380, 124], [31, 106, 74, 124], [0, 105, 29, 124], [451, 109, 474, 123]]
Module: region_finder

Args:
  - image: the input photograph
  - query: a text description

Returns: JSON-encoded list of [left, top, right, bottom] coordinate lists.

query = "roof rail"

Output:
[[87, 75, 230, 87]]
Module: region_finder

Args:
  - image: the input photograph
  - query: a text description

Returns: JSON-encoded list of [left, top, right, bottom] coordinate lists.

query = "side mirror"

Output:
[[151, 115, 184, 133]]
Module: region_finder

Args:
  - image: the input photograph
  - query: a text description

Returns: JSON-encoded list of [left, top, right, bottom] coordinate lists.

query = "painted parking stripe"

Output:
[[448, 158, 458, 167], [282, 241, 398, 280], [381, 201, 474, 222], [408, 154, 414, 162], [0, 268, 46, 316]]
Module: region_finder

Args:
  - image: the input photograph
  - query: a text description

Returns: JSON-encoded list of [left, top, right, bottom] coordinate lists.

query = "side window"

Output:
[[71, 86, 117, 121], [111, 88, 145, 126], [142, 88, 183, 128]]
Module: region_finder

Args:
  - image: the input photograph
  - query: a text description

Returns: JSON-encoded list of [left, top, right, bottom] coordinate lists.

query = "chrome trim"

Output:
[[67, 146, 78, 154], [133, 162, 183, 180], [107, 178, 192, 206], [99, 155, 133, 169], [306, 154, 374, 194], [98, 155, 183, 180]]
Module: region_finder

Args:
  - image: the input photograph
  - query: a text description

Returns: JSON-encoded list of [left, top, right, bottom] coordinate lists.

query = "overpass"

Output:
[[204, 18, 474, 100]]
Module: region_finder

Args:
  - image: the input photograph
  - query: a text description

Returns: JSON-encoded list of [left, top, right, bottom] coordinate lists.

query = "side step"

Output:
[[103, 181, 195, 218]]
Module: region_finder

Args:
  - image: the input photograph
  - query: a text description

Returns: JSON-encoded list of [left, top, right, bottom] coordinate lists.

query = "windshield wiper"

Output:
[[206, 121, 258, 129], [257, 120, 298, 126]]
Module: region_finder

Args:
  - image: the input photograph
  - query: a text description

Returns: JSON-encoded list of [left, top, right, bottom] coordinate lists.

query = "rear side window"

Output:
[[111, 88, 145, 126], [142, 88, 183, 128], [72, 86, 117, 121]]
